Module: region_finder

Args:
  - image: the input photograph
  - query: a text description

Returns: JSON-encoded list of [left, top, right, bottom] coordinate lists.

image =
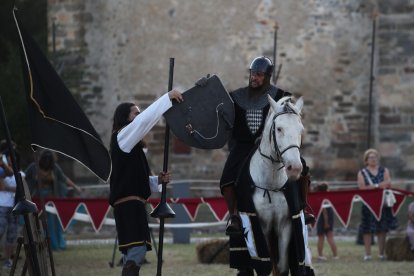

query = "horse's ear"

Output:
[[295, 97, 304, 113], [268, 95, 279, 112]]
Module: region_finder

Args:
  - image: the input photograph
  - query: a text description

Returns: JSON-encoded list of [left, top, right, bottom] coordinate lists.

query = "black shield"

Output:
[[164, 75, 234, 149]]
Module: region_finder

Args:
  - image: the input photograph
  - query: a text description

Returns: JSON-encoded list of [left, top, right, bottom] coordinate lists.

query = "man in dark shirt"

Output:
[[220, 56, 288, 234], [220, 56, 290, 275]]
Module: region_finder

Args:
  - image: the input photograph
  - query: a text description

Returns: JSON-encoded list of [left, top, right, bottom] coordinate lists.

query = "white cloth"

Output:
[[239, 213, 257, 257], [117, 92, 171, 192], [0, 172, 25, 207], [300, 211, 313, 267], [117, 93, 172, 153], [149, 176, 162, 192]]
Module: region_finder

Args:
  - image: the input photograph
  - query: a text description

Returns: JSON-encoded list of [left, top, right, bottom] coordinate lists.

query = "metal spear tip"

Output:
[[150, 202, 176, 218]]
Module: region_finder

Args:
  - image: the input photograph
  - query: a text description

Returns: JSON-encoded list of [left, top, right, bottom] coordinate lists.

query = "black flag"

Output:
[[13, 8, 111, 182]]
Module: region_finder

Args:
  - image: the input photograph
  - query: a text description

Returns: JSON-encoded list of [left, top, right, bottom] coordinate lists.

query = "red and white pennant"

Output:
[[32, 188, 413, 232]]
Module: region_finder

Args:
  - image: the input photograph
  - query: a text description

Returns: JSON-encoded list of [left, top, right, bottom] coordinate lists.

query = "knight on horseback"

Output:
[[219, 56, 314, 275]]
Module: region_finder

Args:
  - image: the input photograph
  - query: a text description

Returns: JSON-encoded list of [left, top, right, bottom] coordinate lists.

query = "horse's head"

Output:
[[266, 95, 304, 181]]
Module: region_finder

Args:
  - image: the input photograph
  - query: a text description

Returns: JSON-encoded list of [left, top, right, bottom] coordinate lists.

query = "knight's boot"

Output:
[[226, 214, 242, 236], [222, 186, 242, 236], [122, 260, 140, 276], [237, 267, 254, 276]]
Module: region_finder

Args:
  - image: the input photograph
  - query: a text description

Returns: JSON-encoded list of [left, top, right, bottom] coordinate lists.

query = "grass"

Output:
[[9, 238, 414, 276], [310, 240, 414, 276], [8, 198, 413, 275]]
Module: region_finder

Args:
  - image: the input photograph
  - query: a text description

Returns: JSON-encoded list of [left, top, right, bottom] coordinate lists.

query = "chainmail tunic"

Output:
[[246, 109, 262, 134], [231, 85, 278, 110], [232, 86, 278, 136]]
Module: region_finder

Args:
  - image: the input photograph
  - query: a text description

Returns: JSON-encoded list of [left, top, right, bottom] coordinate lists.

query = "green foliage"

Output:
[[0, 0, 47, 167]]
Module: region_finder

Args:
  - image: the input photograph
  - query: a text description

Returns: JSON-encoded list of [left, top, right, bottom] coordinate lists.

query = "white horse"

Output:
[[250, 96, 306, 275]]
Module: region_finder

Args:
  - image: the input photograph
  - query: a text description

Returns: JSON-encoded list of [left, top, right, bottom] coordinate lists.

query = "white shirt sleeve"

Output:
[[149, 176, 162, 192], [117, 93, 172, 153]]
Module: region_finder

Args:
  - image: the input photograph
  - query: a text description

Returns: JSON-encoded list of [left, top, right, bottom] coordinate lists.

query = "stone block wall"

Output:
[[376, 1, 414, 179], [46, 0, 414, 182]]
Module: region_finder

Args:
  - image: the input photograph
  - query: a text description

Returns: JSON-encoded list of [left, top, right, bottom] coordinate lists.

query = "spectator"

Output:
[[25, 150, 81, 250], [314, 182, 338, 261], [0, 141, 21, 269], [408, 202, 414, 251], [357, 148, 398, 261]]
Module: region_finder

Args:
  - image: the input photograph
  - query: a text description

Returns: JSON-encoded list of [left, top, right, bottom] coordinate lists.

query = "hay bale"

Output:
[[196, 239, 229, 264], [385, 236, 414, 261]]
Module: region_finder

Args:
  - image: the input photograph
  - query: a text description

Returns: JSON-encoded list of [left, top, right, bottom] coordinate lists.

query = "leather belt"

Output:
[[114, 195, 146, 206]]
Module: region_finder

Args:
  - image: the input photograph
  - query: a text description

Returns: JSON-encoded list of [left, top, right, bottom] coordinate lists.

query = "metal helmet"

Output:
[[249, 56, 274, 76]]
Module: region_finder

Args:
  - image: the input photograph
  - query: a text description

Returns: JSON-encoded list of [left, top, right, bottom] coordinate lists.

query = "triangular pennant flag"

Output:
[[357, 189, 383, 220], [307, 191, 326, 222], [324, 191, 356, 227], [391, 191, 406, 216], [83, 199, 112, 232], [51, 199, 82, 231], [13, 8, 111, 182], [147, 198, 160, 210], [203, 197, 228, 221], [179, 198, 203, 221]]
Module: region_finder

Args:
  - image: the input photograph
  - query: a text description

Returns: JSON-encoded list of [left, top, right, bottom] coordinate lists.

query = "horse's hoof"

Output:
[[225, 215, 242, 236]]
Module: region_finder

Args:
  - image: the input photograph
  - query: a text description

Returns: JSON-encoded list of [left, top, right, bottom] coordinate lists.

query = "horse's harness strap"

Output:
[[254, 182, 287, 204], [254, 102, 301, 204], [258, 109, 301, 165], [258, 145, 277, 163]]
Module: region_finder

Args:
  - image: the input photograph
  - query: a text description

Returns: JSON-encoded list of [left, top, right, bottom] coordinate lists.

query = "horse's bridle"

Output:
[[258, 107, 301, 167], [255, 105, 302, 202]]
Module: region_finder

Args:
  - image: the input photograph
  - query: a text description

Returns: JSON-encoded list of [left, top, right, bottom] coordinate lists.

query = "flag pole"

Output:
[[272, 22, 283, 85], [0, 96, 41, 276], [150, 58, 176, 276], [272, 22, 278, 84], [367, 11, 377, 149]]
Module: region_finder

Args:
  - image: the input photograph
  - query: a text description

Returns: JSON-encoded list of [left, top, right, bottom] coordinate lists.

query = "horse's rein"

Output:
[[258, 110, 301, 166], [255, 103, 302, 203]]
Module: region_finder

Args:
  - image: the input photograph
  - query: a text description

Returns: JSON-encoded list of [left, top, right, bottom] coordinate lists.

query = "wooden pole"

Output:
[[0, 96, 41, 276], [272, 23, 278, 84], [153, 58, 176, 276], [367, 11, 378, 149]]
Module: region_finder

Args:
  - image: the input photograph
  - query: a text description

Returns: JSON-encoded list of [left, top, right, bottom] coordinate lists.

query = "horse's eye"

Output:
[[277, 127, 282, 132]]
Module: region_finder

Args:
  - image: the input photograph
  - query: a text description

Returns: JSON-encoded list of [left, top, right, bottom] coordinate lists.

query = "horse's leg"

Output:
[[259, 230, 278, 276], [256, 221, 274, 276], [276, 222, 292, 276], [267, 232, 279, 276]]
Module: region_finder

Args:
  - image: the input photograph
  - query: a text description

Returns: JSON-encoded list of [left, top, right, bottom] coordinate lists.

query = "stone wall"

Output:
[[377, 1, 414, 179], [46, 0, 414, 182]]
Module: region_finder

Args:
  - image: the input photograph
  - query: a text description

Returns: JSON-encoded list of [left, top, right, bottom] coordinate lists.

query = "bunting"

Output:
[[32, 188, 414, 232]]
